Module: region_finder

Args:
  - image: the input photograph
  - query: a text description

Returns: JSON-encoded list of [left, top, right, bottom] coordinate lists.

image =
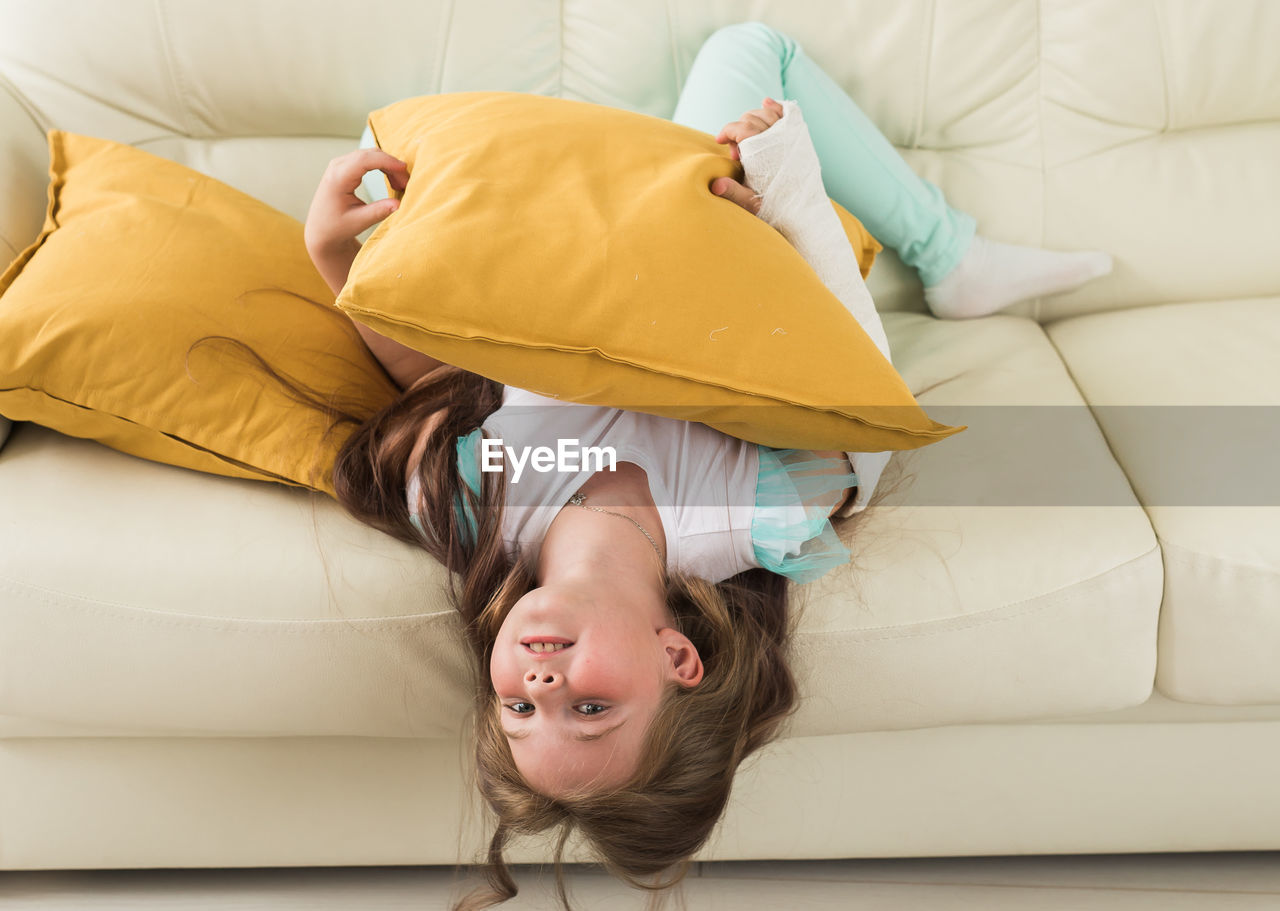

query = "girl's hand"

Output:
[[710, 97, 785, 215], [714, 96, 785, 162], [303, 148, 409, 262]]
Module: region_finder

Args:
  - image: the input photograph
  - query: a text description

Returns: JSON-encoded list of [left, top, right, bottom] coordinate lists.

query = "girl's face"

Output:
[[489, 581, 702, 796]]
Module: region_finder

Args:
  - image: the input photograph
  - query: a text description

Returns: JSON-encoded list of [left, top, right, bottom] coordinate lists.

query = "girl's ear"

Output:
[[657, 628, 705, 687]]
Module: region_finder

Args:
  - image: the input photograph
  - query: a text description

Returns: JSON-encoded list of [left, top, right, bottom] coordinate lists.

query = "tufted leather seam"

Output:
[[911, 0, 937, 151], [1152, 0, 1174, 133], [1159, 534, 1280, 580], [0, 69, 47, 134], [557, 0, 565, 97], [797, 541, 1161, 641], [434, 0, 456, 94], [1038, 331, 1139, 509], [663, 0, 682, 103], [1044, 291, 1280, 328], [151, 0, 194, 137], [0, 575, 449, 631], [1046, 123, 1274, 172], [1033, 0, 1048, 322]]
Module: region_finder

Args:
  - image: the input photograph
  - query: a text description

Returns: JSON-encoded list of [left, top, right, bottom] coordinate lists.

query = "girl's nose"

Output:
[[525, 669, 561, 689]]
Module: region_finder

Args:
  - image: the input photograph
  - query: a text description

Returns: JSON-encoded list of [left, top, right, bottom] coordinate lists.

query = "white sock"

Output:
[[924, 235, 1114, 319]]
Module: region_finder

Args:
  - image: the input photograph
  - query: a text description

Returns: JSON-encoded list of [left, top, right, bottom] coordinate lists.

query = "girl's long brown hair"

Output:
[[195, 311, 800, 910]]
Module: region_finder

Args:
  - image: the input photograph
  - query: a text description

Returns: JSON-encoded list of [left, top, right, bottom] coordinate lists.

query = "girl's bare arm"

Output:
[[304, 149, 448, 391]]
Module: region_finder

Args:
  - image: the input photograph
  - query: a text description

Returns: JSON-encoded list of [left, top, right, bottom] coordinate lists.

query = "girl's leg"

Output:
[[674, 21, 972, 287], [674, 22, 1110, 318]]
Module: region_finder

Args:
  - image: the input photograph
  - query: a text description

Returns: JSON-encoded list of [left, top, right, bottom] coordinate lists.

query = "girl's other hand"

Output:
[[304, 148, 409, 260], [714, 96, 785, 162], [710, 97, 786, 215], [710, 176, 762, 215]]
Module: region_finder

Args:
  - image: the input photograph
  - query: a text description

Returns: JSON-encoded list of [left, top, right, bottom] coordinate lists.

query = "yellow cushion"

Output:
[[0, 131, 398, 495], [339, 91, 959, 452]]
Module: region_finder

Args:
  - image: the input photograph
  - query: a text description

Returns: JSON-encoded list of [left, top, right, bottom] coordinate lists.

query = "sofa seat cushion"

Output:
[[0, 314, 1160, 740], [1046, 298, 1280, 705], [0, 423, 474, 739], [786, 312, 1162, 735]]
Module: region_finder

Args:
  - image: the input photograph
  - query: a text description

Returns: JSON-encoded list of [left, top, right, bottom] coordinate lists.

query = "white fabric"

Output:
[[736, 100, 891, 516], [472, 386, 762, 584]]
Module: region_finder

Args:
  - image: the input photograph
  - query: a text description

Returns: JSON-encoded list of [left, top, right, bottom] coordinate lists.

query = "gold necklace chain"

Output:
[[567, 490, 665, 568]]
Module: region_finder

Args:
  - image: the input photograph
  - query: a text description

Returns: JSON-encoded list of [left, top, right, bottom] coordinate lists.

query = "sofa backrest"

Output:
[[1, 0, 1277, 321]]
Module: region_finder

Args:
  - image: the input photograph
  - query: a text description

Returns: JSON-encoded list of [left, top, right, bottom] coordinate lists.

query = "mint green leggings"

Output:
[[672, 21, 975, 286]]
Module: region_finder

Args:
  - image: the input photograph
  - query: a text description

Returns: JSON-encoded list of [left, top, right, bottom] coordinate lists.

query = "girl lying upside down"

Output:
[[298, 21, 1112, 911]]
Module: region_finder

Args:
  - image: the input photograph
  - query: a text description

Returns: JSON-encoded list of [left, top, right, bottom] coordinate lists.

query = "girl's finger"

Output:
[[342, 197, 400, 236], [384, 169, 409, 193], [333, 148, 410, 189], [352, 147, 409, 174], [753, 106, 781, 127], [722, 120, 768, 144], [710, 176, 761, 215]]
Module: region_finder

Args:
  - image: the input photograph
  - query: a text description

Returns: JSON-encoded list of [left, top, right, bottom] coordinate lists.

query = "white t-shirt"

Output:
[[471, 385, 763, 583]]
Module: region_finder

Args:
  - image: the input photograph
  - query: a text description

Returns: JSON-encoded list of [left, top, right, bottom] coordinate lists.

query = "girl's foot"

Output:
[[924, 235, 1114, 319]]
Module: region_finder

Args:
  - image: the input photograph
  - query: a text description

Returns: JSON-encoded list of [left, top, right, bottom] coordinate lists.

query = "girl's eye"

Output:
[[577, 703, 607, 716], [507, 702, 534, 715]]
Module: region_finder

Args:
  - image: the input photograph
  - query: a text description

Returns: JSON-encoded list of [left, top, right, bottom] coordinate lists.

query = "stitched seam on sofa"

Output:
[[1034, 0, 1047, 322], [911, 0, 936, 152], [1152, 0, 1174, 134], [434, 0, 456, 94], [557, 0, 566, 98], [1037, 332, 1151, 518], [0, 68, 49, 260], [1051, 121, 1277, 171], [1159, 534, 1280, 579], [0, 576, 452, 631], [1046, 293, 1280, 329], [152, 0, 195, 138], [0, 68, 49, 136], [798, 541, 1161, 641], [663, 0, 682, 103]]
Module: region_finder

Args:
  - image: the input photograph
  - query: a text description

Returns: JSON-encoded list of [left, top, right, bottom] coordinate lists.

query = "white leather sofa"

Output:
[[2, 0, 1278, 871]]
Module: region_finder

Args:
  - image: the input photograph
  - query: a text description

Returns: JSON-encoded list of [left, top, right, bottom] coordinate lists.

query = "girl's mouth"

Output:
[[520, 637, 574, 653]]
